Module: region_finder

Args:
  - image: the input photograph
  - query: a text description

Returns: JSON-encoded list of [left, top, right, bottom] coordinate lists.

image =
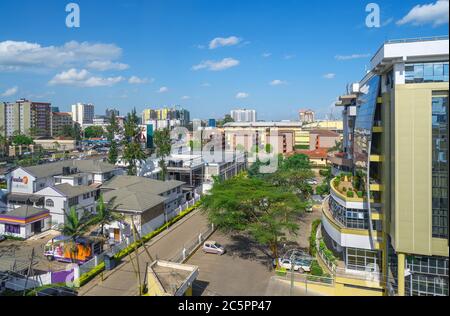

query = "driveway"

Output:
[[187, 230, 274, 296]]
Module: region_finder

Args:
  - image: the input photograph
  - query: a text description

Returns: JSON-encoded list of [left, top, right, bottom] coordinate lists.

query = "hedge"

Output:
[[319, 240, 337, 264], [346, 191, 354, 198], [310, 260, 323, 276], [75, 200, 202, 288], [309, 219, 321, 256]]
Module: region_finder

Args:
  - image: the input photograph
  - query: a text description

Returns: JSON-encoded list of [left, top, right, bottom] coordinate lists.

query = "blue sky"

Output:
[[0, 0, 448, 121]]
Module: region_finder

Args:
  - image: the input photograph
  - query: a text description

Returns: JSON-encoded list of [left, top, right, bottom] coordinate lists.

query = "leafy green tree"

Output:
[[279, 153, 311, 171], [268, 168, 314, 200], [11, 131, 33, 146], [92, 195, 123, 238], [202, 175, 305, 259], [106, 112, 120, 165], [122, 108, 145, 175], [108, 141, 119, 165], [84, 126, 105, 139], [153, 128, 172, 181]]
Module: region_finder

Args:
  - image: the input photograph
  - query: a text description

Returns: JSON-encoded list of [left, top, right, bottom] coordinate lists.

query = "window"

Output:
[[405, 62, 449, 83], [5, 224, 20, 234], [346, 248, 381, 272], [45, 199, 54, 207], [432, 92, 448, 239]]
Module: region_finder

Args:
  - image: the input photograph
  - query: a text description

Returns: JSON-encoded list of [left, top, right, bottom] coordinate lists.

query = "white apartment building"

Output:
[[230, 109, 257, 123], [71, 103, 95, 126]]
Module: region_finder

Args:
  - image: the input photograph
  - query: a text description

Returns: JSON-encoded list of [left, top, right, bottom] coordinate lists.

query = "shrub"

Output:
[[333, 178, 340, 188], [339, 174, 345, 181], [310, 260, 323, 276], [357, 191, 364, 198], [309, 219, 321, 256], [346, 191, 354, 198], [342, 187, 347, 192]]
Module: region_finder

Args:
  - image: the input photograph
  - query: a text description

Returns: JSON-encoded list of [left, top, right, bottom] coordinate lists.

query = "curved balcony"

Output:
[[322, 196, 382, 251]]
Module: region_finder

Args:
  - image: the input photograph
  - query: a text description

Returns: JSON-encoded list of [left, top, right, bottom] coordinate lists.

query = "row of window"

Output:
[[405, 62, 449, 84], [329, 196, 369, 230], [346, 247, 381, 273]]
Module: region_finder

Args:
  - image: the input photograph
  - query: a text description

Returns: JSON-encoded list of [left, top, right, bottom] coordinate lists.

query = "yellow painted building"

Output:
[[315, 37, 449, 296]]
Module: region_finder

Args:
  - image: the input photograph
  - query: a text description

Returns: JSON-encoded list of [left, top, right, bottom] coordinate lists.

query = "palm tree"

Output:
[[62, 207, 93, 262], [93, 195, 123, 238]]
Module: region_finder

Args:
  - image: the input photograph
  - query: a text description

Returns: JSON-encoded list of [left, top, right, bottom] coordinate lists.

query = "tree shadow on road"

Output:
[[223, 234, 274, 271]]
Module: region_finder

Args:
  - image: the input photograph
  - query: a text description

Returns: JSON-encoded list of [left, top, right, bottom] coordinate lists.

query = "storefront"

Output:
[[0, 206, 51, 239]]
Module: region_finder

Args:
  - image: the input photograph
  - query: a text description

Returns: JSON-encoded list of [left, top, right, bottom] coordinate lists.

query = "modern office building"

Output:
[[316, 37, 449, 296], [71, 103, 95, 126], [51, 112, 73, 137], [230, 109, 257, 123], [299, 109, 315, 124], [0, 99, 52, 137]]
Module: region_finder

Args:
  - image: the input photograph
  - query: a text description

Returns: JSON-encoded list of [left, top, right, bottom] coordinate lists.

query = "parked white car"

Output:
[[202, 241, 225, 255], [307, 179, 318, 185], [274, 258, 301, 271]]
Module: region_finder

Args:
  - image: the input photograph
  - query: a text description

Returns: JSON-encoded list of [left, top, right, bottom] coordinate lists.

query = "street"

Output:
[[79, 209, 210, 296]]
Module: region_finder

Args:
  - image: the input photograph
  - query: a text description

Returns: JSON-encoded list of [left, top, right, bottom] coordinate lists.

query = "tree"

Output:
[[153, 128, 172, 180], [202, 175, 305, 259], [106, 112, 119, 141], [106, 112, 120, 165], [0, 126, 8, 157], [84, 126, 105, 139], [11, 131, 33, 146], [61, 207, 93, 262], [268, 168, 314, 200], [92, 195, 123, 238], [122, 108, 145, 175], [217, 114, 234, 127], [279, 153, 311, 171], [108, 141, 119, 165]]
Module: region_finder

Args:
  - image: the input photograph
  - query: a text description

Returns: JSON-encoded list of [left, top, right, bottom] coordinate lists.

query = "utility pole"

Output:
[[131, 217, 142, 296], [290, 261, 294, 296], [23, 248, 35, 296]]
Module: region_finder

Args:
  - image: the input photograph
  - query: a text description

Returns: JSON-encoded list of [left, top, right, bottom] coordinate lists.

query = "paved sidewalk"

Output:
[[79, 209, 210, 296]]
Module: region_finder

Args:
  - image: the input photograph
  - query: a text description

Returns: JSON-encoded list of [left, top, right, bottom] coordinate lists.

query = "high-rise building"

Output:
[[105, 108, 120, 119], [71, 103, 95, 126], [317, 37, 449, 296], [0, 99, 52, 137], [51, 112, 73, 137], [230, 109, 256, 122], [141, 106, 190, 129], [299, 109, 315, 124]]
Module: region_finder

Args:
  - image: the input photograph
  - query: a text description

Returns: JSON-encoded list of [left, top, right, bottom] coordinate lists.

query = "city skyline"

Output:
[[0, 0, 449, 121]]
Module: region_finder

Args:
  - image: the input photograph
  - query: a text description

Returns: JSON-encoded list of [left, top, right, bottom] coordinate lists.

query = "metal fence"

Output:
[[79, 196, 201, 276], [169, 223, 215, 264]]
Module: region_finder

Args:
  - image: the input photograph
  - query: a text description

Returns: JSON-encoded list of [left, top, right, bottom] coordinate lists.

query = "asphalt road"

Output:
[[187, 230, 274, 296], [80, 209, 210, 296]]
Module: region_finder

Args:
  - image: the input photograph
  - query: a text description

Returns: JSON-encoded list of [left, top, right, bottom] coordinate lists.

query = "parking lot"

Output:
[[0, 231, 68, 273], [186, 199, 323, 296]]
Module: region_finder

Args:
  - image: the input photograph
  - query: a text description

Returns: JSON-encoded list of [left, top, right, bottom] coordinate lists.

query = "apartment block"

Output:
[[230, 109, 257, 123], [72, 103, 95, 126], [51, 112, 73, 137], [0, 99, 51, 137]]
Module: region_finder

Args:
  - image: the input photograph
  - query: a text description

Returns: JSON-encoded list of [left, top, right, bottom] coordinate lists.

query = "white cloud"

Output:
[[284, 54, 296, 60], [0, 40, 124, 71], [87, 60, 129, 71], [270, 79, 287, 86], [192, 58, 240, 71], [1, 86, 18, 97], [335, 54, 371, 61], [323, 73, 336, 79], [209, 36, 241, 49], [157, 86, 169, 93], [181, 96, 191, 100], [397, 0, 449, 26], [48, 68, 124, 87], [128, 76, 153, 84], [262, 52, 272, 58], [236, 92, 249, 99]]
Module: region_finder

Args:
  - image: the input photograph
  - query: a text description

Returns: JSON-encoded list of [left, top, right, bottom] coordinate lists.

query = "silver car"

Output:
[[202, 241, 225, 255]]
